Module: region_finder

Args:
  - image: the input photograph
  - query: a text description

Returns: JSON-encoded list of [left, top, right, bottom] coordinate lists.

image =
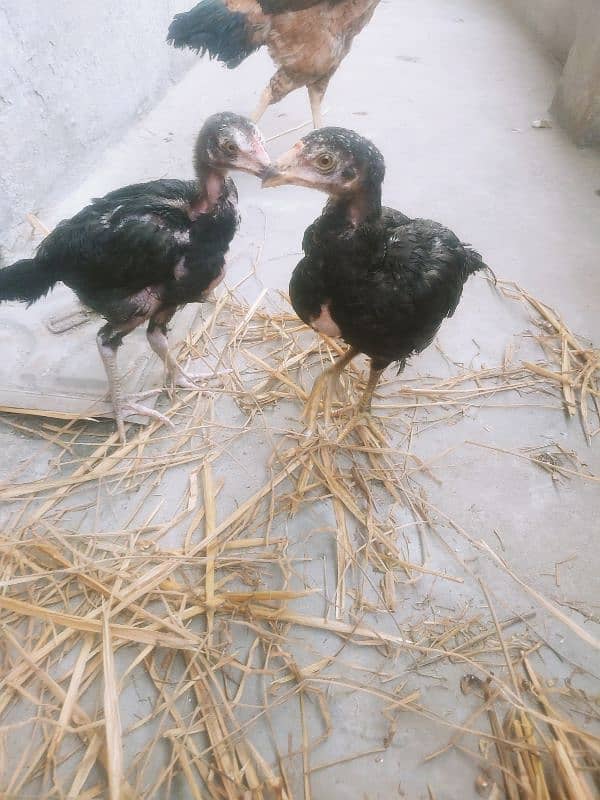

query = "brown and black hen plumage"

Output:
[[263, 128, 489, 424], [167, 0, 380, 127]]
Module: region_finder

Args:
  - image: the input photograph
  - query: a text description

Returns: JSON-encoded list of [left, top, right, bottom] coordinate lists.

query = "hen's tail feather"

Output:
[[0, 257, 58, 305], [167, 0, 262, 68]]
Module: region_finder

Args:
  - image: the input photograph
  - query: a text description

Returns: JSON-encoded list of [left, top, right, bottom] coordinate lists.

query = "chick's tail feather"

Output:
[[167, 0, 264, 68], [465, 246, 497, 284], [0, 257, 58, 305]]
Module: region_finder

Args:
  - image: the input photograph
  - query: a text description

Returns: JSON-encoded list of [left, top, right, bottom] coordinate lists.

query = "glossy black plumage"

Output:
[[30, 178, 238, 321], [0, 111, 266, 330], [168, 0, 258, 68], [0, 178, 238, 332], [291, 205, 486, 371], [0, 112, 270, 441], [265, 126, 488, 417]]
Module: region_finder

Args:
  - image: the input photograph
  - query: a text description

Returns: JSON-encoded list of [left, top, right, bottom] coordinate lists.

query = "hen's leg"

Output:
[[252, 69, 302, 122], [252, 86, 273, 123], [304, 347, 359, 430], [97, 324, 172, 444], [307, 76, 331, 129], [146, 306, 220, 389]]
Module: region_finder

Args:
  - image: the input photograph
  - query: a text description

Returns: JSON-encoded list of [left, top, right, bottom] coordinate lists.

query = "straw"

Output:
[[0, 272, 597, 798]]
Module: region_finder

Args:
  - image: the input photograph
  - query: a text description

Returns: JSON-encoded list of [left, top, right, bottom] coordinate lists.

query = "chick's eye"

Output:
[[223, 140, 238, 154], [316, 153, 335, 172]]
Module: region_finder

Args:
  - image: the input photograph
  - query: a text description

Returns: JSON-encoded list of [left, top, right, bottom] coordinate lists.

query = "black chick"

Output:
[[0, 112, 270, 442], [263, 127, 489, 425]]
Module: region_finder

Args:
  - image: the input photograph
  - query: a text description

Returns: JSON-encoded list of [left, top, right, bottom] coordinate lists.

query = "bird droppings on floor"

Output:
[[0, 271, 598, 799]]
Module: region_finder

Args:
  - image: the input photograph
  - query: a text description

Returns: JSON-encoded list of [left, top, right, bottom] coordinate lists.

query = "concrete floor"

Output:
[[1, 1, 599, 797]]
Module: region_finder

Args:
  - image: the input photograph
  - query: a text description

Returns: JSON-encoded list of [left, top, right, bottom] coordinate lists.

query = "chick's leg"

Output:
[[304, 346, 359, 430], [357, 358, 395, 414], [146, 306, 222, 389], [357, 365, 385, 414], [147, 306, 191, 388], [97, 324, 172, 444]]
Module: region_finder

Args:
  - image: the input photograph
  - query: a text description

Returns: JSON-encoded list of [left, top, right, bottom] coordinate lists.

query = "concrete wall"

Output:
[[504, 0, 578, 63], [551, 0, 600, 146], [0, 1, 193, 241], [506, 0, 600, 146]]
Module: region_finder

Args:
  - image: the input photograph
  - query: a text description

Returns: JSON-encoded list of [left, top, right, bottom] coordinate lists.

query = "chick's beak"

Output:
[[262, 143, 303, 188], [230, 136, 271, 178], [261, 164, 285, 188], [247, 138, 272, 178]]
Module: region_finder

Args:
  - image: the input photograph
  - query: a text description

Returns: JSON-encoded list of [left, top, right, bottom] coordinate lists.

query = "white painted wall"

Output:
[[0, 1, 194, 241]]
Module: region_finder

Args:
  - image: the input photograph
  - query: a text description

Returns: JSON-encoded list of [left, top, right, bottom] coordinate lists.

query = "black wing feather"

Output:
[[290, 207, 487, 367], [167, 0, 260, 68]]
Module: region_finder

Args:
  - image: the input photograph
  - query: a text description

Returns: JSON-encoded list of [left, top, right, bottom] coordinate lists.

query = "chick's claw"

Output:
[[114, 398, 176, 444], [170, 363, 233, 390]]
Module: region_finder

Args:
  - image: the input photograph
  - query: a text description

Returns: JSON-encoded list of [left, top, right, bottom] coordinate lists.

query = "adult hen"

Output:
[[263, 128, 490, 425], [167, 0, 380, 128], [0, 112, 270, 442]]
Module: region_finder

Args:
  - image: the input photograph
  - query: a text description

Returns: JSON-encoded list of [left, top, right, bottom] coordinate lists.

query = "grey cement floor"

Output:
[[1, 1, 599, 798]]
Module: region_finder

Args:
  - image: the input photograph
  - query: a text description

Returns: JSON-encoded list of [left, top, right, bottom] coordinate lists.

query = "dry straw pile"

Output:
[[0, 268, 598, 799]]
